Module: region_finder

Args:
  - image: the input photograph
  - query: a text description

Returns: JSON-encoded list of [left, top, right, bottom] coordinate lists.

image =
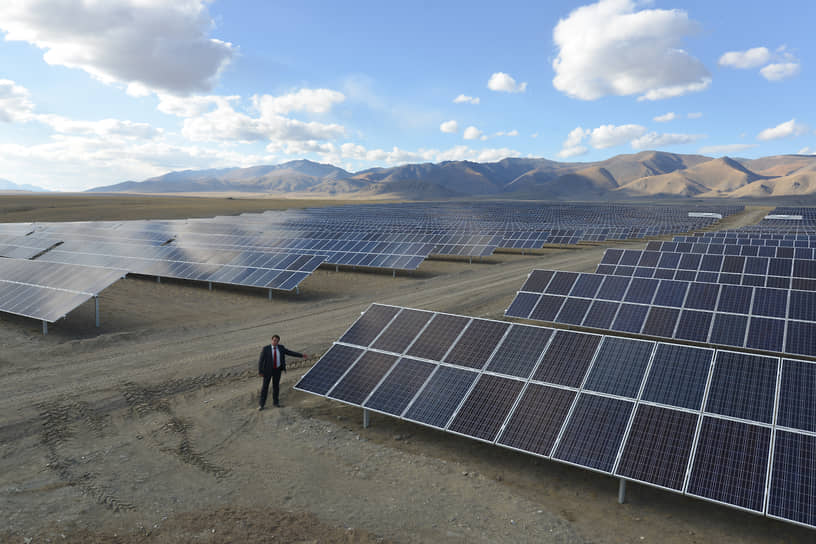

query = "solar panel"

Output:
[[583, 337, 654, 398], [615, 405, 699, 491], [363, 357, 436, 416], [444, 319, 510, 369], [555, 297, 592, 325], [402, 365, 479, 429], [533, 331, 600, 387], [521, 270, 554, 293], [339, 304, 400, 346], [611, 303, 648, 333], [686, 417, 771, 513], [641, 307, 680, 337], [552, 394, 634, 473], [767, 430, 816, 526], [640, 344, 713, 410], [674, 310, 713, 342], [704, 351, 778, 424], [447, 374, 525, 442], [777, 359, 816, 433], [709, 313, 749, 347], [745, 317, 785, 352], [528, 294, 565, 322], [295, 344, 364, 395], [405, 313, 470, 361], [485, 325, 552, 378], [370, 308, 434, 353], [504, 291, 539, 318], [582, 300, 619, 329], [785, 320, 816, 357], [496, 384, 575, 456], [327, 351, 398, 405]]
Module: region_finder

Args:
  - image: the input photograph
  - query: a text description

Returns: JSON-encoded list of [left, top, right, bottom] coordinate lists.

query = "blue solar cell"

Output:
[[718, 273, 742, 285], [582, 300, 620, 329], [654, 268, 675, 280], [521, 270, 554, 293], [505, 292, 539, 318], [620, 250, 642, 266], [744, 257, 768, 275], [752, 287, 788, 318], [633, 267, 654, 278], [684, 282, 720, 311], [623, 278, 659, 304], [447, 375, 525, 442], [596, 264, 615, 275], [596, 276, 631, 301], [767, 430, 816, 527], [741, 275, 766, 287], [611, 304, 648, 333], [679, 253, 702, 270], [705, 351, 778, 423], [653, 280, 688, 307], [717, 285, 753, 314], [722, 255, 745, 274], [746, 317, 785, 353], [294, 344, 364, 395], [638, 251, 660, 267], [641, 307, 680, 338], [553, 394, 634, 473], [486, 325, 553, 379], [696, 271, 719, 283], [709, 313, 748, 347], [788, 291, 816, 321], [641, 344, 713, 410], [364, 357, 436, 415], [613, 266, 635, 276], [546, 272, 579, 295], [786, 321, 816, 357], [657, 253, 682, 268], [674, 270, 697, 282], [769, 258, 792, 277], [615, 405, 698, 491], [777, 359, 816, 433], [794, 260, 816, 279], [601, 249, 624, 265], [767, 276, 791, 289], [497, 385, 576, 457], [674, 310, 712, 342], [402, 366, 479, 429], [533, 331, 600, 387], [555, 297, 592, 325], [687, 417, 771, 513], [583, 337, 654, 398], [569, 273, 604, 298], [529, 294, 565, 322]]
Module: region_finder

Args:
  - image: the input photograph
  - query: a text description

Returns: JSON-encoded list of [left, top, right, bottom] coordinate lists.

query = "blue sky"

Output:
[[0, 0, 814, 191]]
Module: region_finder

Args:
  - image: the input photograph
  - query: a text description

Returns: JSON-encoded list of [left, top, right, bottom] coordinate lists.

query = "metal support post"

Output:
[[296, 286, 300, 295], [335, 264, 339, 272], [157, 276, 161, 283], [268, 288, 273, 300], [95, 297, 100, 327], [469, 256, 472, 264], [393, 270, 396, 278], [208, 281, 212, 291], [618, 478, 626, 504], [363, 409, 370, 428], [42, 320, 48, 335]]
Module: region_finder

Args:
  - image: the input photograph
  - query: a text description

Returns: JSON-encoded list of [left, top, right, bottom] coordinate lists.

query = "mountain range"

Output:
[[0, 178, 49, 192], [87, 151, 816, 200]]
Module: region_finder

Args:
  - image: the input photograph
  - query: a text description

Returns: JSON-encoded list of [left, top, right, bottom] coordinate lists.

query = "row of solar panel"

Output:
[[646, 241, 816, 258], [0, 235, 62, 259], [295, 304, 816, 528], [597, 250, 816, 289], [675, 237, 816, 248], [0, 259, 125, 322], [505, 269, 816, 357], [35, 250, 318, 291]]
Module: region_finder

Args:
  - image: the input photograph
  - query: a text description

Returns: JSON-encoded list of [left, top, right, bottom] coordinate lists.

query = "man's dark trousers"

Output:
[[260, 368, 282, 407]]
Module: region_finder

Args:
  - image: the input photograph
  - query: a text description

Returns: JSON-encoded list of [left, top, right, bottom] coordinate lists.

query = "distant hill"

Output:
[[87, 152, 816, 200], [0, 178, 49, 192]]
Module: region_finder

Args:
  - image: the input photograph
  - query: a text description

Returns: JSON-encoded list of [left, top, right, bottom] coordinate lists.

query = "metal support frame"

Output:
[[42, 320, 47, 335], [208, 281, 213, 291], [392, 270, 396, 278], [268, 288, 273, 300], [157, 276, 161, 283], [95, 296, 100, 327], [618, 478, 626, 504], [295, 286, 300, 295], [469, 256, 472, 264], [363, 408, 370, 428]]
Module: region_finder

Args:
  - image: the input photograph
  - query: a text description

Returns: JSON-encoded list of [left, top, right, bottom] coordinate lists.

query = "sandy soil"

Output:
[[1, 198, 811, 543]]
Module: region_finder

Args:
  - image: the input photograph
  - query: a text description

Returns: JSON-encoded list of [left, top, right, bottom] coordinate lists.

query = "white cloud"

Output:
[[453, 94, 480, 104], [495, 130, 519, 137], [36, 114, 161, 139], [654, 112, 677, 123], [0, 79, 34, 122], [558, 126, 590, 158], [181, 100, 345, 143], [589, 124, 646, 149], [463, 126, 483, 140], [552, 0, 710, 101], [440, 120, 459, 133], [157, 93, 238, 117], [487, 72, 527, 93], [757, 119, 809, 141], [718, 47, 771, 69], [687, 112, 703, 119], [631, 132, 705, 149], [698, 143, 758, 155], [558, 146, 588, 158], [253, 89, 345, 116], [336, 143, 519, 165], [798, 147, 815, 155], [760, 62, 801, 81], [0, 1, 234, 95]]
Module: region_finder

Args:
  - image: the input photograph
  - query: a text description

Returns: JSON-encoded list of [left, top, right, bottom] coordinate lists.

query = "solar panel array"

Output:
[[0, 258, 124, 322], [647, 240, 816, 258], [295, 303, 816, 529], [596, 248, 816, 291], [504, 269, 816, 358]]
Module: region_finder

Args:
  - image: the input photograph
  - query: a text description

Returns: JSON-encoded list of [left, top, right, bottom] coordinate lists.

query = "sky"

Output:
[[0, 0, 814, 192]]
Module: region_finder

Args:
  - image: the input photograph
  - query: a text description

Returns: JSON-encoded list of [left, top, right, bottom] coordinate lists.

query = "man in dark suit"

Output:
[[258, 334, 308, 409]]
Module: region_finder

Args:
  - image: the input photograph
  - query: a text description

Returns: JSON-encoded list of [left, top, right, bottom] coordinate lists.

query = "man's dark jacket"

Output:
[[258, 344, 302, 375]]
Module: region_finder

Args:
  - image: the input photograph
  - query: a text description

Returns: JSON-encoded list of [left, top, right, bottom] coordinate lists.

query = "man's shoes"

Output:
[[273, 402, 280, 407], [258, 405, 265, 411]]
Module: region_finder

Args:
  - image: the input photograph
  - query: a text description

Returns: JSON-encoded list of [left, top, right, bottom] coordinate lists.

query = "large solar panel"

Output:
[[0, 258, 125, 323], [295, 302, 816, 530], [506, 269, 816, 358]]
